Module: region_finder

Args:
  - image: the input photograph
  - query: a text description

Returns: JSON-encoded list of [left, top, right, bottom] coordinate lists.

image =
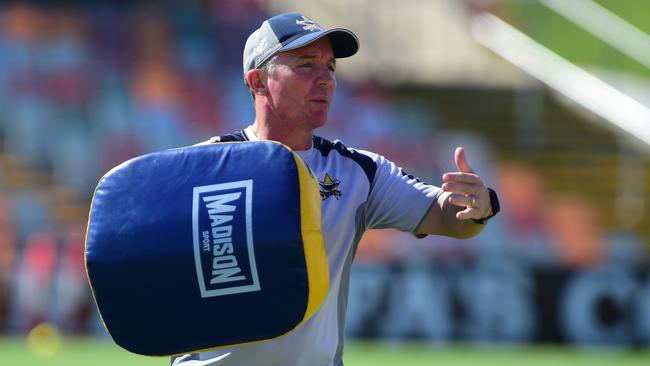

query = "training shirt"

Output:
[[172, 126, 442, 366]]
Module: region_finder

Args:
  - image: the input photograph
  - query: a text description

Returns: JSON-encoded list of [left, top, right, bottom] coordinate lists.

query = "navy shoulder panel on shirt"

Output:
[[313, 136, 377, 185], [207, 131, 248, 143]]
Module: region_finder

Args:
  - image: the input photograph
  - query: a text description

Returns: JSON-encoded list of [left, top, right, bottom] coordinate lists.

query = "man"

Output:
[[173, 12, 499, 366]]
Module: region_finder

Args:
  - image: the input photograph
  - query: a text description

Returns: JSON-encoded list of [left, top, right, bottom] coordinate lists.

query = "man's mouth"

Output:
[[310, 97, 329, 104]]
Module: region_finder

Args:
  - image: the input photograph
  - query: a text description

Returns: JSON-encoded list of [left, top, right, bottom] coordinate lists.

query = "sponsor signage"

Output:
[[192, 180, 260, 297]]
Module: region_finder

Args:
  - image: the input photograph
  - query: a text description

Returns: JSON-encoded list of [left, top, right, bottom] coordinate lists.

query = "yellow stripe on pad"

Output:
[[291, 150, 329, 320]]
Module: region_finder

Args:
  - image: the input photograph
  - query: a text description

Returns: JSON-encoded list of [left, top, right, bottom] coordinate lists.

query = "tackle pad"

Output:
[[85, 141, 328, 356]]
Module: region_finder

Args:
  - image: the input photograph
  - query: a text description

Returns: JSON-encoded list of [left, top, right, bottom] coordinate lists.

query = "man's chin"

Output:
[[309, 113, 329, 129]]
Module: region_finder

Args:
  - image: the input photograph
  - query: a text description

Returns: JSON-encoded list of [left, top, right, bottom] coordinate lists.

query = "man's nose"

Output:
[[317, 68, 335, 88]]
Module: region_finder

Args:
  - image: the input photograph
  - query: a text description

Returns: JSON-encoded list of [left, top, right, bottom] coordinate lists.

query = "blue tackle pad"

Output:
[[85, 141, 328, 356]]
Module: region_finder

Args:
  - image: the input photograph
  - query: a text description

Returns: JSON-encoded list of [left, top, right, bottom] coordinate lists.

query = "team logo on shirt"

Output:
[[319, 173, 342, 201], [296, 16, 322, 32]]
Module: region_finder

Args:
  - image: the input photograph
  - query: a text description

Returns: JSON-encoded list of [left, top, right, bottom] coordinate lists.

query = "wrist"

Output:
[[471, 188, 500, 224]]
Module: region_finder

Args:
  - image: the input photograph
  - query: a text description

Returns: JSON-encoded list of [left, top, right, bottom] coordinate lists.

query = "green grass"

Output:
[[345, 341, 650, 366], [0, 336, 165, 366], [1, 336, 649, 366]]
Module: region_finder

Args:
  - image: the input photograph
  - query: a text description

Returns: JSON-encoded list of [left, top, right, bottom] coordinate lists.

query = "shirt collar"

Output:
[[243, 125, 315, 159]]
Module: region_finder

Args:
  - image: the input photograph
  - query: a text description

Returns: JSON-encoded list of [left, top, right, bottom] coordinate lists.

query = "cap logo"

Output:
[[296, 16, 322, 32]]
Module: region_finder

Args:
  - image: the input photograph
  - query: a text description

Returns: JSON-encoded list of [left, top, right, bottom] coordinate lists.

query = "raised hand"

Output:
[[441, 147, 492, 221]]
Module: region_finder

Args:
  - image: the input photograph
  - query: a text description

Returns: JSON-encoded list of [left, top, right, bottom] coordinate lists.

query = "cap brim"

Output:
[[280, 28, 359, 58]]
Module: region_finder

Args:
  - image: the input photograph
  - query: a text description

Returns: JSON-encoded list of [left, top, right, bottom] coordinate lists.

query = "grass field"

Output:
[[1, 335, 649, 366]]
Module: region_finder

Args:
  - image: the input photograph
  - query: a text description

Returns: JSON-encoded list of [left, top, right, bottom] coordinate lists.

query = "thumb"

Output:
[[454, 147, 474, 173]]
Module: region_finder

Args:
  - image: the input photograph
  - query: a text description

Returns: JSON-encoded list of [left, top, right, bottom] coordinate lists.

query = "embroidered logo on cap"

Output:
[[296, 16, 322, 32]]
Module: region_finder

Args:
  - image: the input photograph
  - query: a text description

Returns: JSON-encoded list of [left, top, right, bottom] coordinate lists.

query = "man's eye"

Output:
[[299, 63, 313, 68]]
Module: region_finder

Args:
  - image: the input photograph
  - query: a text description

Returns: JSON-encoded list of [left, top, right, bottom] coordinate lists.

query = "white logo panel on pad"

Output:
[[192, 180, 260, 297]]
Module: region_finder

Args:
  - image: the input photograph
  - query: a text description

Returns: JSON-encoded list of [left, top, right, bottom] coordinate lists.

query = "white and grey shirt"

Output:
[[172, 126, 442, 366]]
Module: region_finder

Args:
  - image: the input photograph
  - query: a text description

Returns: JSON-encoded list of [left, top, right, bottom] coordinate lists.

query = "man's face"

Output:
[[264, 37, 337, 131]]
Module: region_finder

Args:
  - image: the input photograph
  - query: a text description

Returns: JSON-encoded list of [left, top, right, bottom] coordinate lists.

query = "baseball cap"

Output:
[[243, 12, 359, 77]]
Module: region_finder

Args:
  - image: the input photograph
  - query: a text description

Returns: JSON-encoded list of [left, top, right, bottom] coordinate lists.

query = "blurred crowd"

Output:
[[0, 1, 647, 336]]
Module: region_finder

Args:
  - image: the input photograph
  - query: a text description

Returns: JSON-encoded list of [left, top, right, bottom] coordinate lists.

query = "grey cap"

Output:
[[243, 12, 359, 78]]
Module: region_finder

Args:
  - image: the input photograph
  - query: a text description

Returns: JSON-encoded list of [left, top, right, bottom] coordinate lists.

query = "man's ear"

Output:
[[246, 69, 267, 96]]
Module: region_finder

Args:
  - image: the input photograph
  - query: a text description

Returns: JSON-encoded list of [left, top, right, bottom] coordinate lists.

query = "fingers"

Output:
[[442, 192, 476, 220], [446, 193, 476, 208], [441, 181, 481, 197], [443, 147, 489, 220], [445, 191, 484, 221], [455, 207, 474, 221], [442, 172, 480, 184], [454, 147, 474, 174]]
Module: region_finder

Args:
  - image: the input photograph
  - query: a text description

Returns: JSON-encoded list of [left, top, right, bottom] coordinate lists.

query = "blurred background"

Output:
[[0, 0, 649, 361]]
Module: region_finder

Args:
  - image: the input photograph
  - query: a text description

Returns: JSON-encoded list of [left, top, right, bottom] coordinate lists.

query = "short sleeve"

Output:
[[361, 151, 442, 235]]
